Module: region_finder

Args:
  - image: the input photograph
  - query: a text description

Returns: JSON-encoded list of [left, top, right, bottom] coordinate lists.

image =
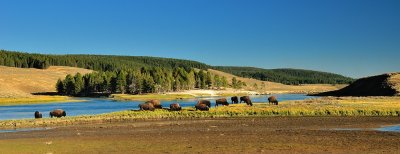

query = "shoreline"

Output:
[[0, 88, 328, 105], [0, 117, 399, 153], [0, 96, 87, 106], [1, 97, 400, 129]]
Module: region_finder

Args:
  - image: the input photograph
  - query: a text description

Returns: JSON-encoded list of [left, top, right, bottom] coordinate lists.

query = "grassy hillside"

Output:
[[207, 69, 346, 93], [315, 73, 400, 96], [0, 49, 353, 85], [213, 66, 354, 85], [0, 66, 344, 100], [0, 66, 92, 98]]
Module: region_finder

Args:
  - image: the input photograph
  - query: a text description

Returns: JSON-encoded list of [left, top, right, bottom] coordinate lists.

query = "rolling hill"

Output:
[[0, 66, 92, 98], [0, 66, 345, 98], [207, 69, 346, 94], [315, 72, 400, 96], [0, 49, 354, 85], [213, 66, 354, 85]]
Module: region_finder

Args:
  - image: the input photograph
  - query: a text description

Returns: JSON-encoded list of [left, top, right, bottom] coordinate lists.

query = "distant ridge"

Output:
[[314, 72, 400, 96], [0, 49, 353, 85]]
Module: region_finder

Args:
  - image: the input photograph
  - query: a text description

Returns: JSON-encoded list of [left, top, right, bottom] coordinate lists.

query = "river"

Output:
[[0, 94, 314, 120]]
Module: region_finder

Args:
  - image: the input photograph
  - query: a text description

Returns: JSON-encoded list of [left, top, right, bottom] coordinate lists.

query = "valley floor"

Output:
[[0, 117, 399, 153]]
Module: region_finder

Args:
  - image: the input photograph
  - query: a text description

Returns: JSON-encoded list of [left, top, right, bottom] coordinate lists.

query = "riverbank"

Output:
[[110, 89, 259, 101], [0, 117, 399, 153], [1, 96, 400, 129], [0, 96, 85, 106]]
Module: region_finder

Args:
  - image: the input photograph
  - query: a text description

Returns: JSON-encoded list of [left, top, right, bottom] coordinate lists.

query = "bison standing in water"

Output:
[[196, 100, 211, 108], [139, 103, 155, 111], [195, 103, 209, 111], [34, 111, 42, 119], [145, 100, 162, 109], [240, 96, 253, 106], [268, 96, 279, 105], [49, 109, 66, 118], [215, 98, 229, 107], [231, 96, 239, 104], [170, 103, 182, 111]]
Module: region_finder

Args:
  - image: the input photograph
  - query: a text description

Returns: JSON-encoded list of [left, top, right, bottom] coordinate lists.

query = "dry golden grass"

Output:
[[111, 93, 195, 101], [0, 66, 93, 98], [388, 73, 400, 93], [0, 96, 85, 106], [207, 69, 346, 94]]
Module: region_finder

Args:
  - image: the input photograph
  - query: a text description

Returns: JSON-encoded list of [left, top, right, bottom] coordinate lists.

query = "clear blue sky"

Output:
[[1, 0, 399, 78]]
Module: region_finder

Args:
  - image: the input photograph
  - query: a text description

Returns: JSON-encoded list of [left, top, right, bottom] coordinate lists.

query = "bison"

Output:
[[240, 96, 253, 106], [138, 103, 155, 111], [215, 98, 229, 107], [195, 103, 209, 111], [268, 96, 279, 105], [49, 109, 66, 118], [231, 96, 239, 104], [170, 103, 182, 111], [145, 100, 162, 109], [34, 111, 42, 119], [196, 100, 211, 108]]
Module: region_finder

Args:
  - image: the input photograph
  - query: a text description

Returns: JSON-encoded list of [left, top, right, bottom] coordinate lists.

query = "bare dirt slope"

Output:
[[207, 69, 346, 94], [316, 72, 400, 96], [0, 66, 93, 98]]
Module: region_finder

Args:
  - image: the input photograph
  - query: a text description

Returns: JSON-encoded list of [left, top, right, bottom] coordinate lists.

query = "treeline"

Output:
[[56, 67, 231, 96], [0, 50, 209, 71], [213, 67, 354, 85], [1, 49, 354, 85]]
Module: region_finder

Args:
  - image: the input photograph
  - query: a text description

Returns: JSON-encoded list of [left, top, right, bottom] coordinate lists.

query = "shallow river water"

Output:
[[0, 94, 313, 120]]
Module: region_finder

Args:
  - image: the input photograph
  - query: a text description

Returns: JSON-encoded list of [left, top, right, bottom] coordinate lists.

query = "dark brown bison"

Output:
[[138, 103, 155, 111], [49, 109, 66, 118], [240, 96, 253, 106], [231, 96, 239, 104], [195, 103, 209, 111], [268, 96, 279, 105], [169, 103, 182, 111], [196, 100, 211, 108], [34, 111, 42, 119], [215, 98, 229, 107], [145, 100, 162, 109]]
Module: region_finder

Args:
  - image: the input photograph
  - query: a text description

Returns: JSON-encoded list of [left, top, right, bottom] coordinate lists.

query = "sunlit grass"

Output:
[[111, 93, 195, 101], [0, 96, 84, 106], [217, 93, 248, 97], [1, 96, 399, 129]]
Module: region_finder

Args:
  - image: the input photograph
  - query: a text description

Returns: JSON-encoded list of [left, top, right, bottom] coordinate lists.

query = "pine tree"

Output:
[[198, 70, 206, 89], [232, 77, 238, 89], [187, 69, 196, 89], [74, 73, 84, 95], [221, 76, 228, 87], [64, 74, 76, 96], [56, 79, 65, 94], [116, 70, 127, 94], [206, 72, 213, 89], [214, 75, 221, 89]]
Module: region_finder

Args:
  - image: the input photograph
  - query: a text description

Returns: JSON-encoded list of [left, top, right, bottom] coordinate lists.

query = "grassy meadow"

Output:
[[1, 96, 399, 129], [0, 96, 85, 106]]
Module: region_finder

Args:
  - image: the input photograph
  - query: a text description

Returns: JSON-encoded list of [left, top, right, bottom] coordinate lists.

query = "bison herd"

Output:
[[138, 95, 279, 111], [32, 96, 279, 119]]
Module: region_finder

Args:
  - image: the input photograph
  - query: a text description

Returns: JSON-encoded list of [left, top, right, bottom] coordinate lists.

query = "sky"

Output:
[[0, 0, 399, 78]]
